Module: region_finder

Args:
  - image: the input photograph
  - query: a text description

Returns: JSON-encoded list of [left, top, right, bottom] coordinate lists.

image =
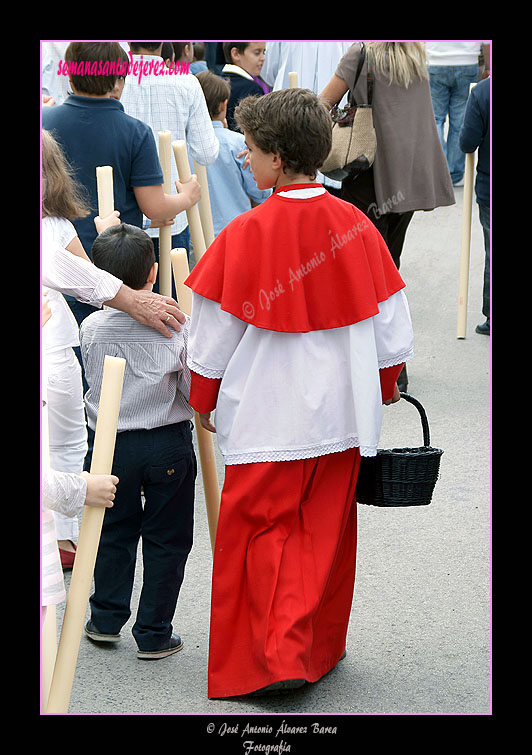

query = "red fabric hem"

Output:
[[189, 372, 221, 413]]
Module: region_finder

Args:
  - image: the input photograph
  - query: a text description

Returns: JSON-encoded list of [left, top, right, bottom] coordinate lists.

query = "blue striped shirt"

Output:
[[80, 309, 193, 432]]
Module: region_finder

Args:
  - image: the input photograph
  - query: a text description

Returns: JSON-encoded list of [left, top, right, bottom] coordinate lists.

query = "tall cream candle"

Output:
[[288, 71, 298, 88], [456, 151, 475, 339], [46, 355, 126, 714], [171, 239, 220, 554], [456, 83, 478, 340], [96, 166, 114, 219], [41, 397, 57, 711], [170, 248, 193, 316], [172, 140, 207, 261], [158, 130, 173, 297], [193, 161, 215, 248]]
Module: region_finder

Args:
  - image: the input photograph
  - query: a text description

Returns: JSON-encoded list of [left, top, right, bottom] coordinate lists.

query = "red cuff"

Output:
[[189, 371, 221, 413], [379, 363, 404, 402]]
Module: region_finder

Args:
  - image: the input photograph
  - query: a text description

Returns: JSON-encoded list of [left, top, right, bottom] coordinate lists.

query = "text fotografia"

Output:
[[57, 52, 190, 84], [209, 719, 339, 753]]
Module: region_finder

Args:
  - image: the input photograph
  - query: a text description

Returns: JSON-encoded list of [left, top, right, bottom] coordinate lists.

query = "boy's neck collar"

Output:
[[222, 63, 254, 81], [274, 182, 322, 192]]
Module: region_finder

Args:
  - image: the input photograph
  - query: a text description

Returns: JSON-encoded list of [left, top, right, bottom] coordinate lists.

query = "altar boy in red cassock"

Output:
[[184, 88, 415, 698]]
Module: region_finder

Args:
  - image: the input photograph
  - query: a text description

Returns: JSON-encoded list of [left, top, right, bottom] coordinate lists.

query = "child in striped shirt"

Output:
[[80, 223, 197, 660]]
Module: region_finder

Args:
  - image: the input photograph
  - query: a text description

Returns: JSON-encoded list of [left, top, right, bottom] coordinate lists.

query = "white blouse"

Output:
[[41, 216, 82, 352]]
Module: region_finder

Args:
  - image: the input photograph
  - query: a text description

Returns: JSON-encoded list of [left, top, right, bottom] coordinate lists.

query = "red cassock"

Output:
[[185, 185, 412, 697]]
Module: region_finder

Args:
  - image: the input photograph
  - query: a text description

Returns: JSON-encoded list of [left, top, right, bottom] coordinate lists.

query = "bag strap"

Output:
[[348, 43, 366, 106], [366, 50, 374, 106], [350, 43, 374, 108]]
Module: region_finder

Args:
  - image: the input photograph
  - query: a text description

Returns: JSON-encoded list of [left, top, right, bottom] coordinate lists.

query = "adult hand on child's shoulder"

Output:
[[131, 290, 186, 337]]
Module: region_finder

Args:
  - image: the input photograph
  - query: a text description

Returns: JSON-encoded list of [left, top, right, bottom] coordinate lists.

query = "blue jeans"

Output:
[[428, 65, 478, 183], [85, 421, 197, 650]]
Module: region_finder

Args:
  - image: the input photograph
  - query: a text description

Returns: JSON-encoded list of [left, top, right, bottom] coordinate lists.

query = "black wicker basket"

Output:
[[355, 393, 443, 507]]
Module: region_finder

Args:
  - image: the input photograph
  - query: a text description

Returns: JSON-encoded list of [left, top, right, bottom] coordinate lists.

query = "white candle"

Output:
[[169, 210, 220, 554], [288, 71, 298, 88], [172, 140, 206, 261], [41, 396, 57, 710], [456, 82, 478, 340], [456, 152, 475, 339], [158, 130, 173, 297], [46, 356, 126, 713], [193, 161, 215, 248], [170, 248, 192, 316], [96, 166, 114, 219]]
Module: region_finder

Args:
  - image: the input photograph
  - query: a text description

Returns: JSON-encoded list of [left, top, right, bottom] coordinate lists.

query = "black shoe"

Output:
[[249, 679, 307, 696], [85, 620, 121, 643], [475, 320, 490, 335], [137, 634, 183, 660]]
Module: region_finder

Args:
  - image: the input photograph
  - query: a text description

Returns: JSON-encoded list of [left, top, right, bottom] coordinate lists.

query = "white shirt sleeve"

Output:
[[42, 465, 87, 518], [373, 290, 415, 368], [42, 244, 123, 306], [187, 293, 247, 378]]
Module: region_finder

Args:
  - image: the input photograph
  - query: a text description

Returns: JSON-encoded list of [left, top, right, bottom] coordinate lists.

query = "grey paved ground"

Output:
[[51, 182, 491, 721]]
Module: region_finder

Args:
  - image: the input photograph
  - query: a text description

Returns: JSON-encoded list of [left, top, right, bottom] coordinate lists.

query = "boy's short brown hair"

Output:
[[130, 42, 162, 53], [196, 70, 231, 119], [65, 42, 128, 95], [234, 88, 333, 178]]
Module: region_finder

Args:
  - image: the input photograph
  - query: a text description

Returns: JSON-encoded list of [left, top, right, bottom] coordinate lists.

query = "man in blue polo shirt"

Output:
[[42, 42, 200, 331]]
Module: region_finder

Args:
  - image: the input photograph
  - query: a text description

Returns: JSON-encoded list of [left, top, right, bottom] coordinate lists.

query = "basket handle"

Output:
[[399, 392, 431, 447]]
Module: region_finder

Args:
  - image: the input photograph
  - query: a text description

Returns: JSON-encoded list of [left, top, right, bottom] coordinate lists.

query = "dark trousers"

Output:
[[341, 167, 413, 389], [85, 421, 197, 650], [341, 167, 414, 270], [478, 203, 490, 322]]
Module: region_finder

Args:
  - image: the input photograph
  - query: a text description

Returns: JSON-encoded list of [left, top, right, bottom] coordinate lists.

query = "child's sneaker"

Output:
[[84, 620, 121, 643], [137, 634, 183, 660]]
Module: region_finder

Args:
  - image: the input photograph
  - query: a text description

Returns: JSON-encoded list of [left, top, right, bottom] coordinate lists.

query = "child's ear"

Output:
[[271, 152, 283, 171], [148, 262, 158, 284]]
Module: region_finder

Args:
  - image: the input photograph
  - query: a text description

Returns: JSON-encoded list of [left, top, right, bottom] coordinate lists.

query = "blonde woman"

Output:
[[321, 42, 455, 391]]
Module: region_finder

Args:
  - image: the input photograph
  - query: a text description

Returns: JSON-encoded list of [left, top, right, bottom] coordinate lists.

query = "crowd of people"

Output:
[[41, 40, 490, 702]]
